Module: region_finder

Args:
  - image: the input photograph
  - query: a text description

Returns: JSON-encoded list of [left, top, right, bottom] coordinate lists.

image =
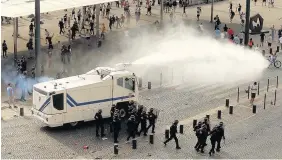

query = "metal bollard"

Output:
[[148, 82, 151, 89], [217, 110, 221, 119], [193, 119, 197, 128], [225, 99, 229, 107], [138, 78, 142, 88], [229, 106, 233, 114], [179, 125, 184, 134], [114, 144, 118, 155], [20, 108, 24, 116], [253, 105, 256, 114], [165, 129, 169, 139], [257, 82, 260, 95], [132, 139, 137, 149], [267, 79, 269, 92], [237, 87, 240, 103], [248, 85, 250, 99], [149, 134, 154, 144], [264, 93, 266, 109], [274, 90, 277, 106], [277, 76, 279, 88], [206, 115, 210, 120]]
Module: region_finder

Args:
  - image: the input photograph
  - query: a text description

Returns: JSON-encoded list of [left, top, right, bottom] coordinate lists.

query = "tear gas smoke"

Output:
[[1, 64, 54, 98], [116, 23, 269, 85]]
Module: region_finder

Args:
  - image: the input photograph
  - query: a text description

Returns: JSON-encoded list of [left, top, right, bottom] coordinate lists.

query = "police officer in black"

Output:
[[216, 122, 225, 152], [136, 105, 144, 130], [203, 118, 211, 133], [196, 124, 208, 153], [137, 110, 147, 136], [146, 108, 157, 133], [164, 120, 181, 149], [126, 115, 137, 142], [94, 109, 105, 137], [209, 125, 219, 156], [110, 104, 116, 133], [194, 121, 202, 149], [112, 114, 121, 143]]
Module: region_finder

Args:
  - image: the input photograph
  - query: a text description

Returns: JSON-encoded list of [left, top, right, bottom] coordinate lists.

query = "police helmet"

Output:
[[219, 122, 223, 126]]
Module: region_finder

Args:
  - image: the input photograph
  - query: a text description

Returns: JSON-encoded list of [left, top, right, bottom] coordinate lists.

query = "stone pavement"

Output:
[[1, 73, 282, 158]]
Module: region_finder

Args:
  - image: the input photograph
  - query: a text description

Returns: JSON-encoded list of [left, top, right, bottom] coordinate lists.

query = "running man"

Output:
[[250, 82, 257, 105]]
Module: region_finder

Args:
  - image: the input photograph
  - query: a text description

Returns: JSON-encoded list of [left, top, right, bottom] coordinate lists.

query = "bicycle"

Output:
[[268, 56, 281, 68]]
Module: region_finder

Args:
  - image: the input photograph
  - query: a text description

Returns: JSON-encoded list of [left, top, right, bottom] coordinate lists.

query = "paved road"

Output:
[[2, 68, 282, 158]]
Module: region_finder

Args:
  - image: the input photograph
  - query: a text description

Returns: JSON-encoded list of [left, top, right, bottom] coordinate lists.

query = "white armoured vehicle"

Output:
[[31, 66, 139, 127]]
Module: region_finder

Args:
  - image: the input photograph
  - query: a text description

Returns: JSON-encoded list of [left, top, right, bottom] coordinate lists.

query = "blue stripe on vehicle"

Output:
[[39, 102, 50, 112], [67, 94, 135, 107], [67, 99, 75, 107], [67, 94, 78, 106], [38, 97, 51, 112]]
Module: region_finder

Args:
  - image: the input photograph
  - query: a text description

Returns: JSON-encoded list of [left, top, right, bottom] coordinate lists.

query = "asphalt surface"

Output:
[[1, 68, 282, 158]]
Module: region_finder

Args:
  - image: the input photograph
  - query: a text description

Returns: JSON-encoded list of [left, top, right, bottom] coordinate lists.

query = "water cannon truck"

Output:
[[31, 65, 139, 127]]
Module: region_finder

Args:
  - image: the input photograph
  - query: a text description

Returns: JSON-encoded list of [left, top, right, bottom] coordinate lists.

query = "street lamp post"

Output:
[[35, 0, 41, 75], [244, 0, 251, 46], [210, 0, 214, 23], [160, 0, 164, 25]]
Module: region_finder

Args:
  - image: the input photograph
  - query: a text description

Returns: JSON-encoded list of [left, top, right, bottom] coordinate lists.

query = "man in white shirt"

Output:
[[250, 82, 257, 105], [45, 29, 50, 44], [267, 34, 272, 48], [279, 36, 282, 49], [239, 32, 244, 45], [7, 83, 16, 108]]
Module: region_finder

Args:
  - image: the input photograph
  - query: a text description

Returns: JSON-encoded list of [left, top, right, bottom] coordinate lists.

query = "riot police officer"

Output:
[[216, 122, 225, 152], [137, 110, 147, 136], [136, 105, 144, 130], [126, 115, 137, 142], [163, 120, 181, 149], [146, 108, 157, 133], [203, 118, 211, 133], [112, 114, 121, 143], [110, 104, 116, 118], [94, 109, 105, 137], [110, 104, 116, 133], [194, 121, 202, 149], [209, 125, 219, 156], [196, 124, 208, 153]]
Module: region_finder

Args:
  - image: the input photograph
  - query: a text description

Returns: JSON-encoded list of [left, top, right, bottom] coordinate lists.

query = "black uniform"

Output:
[[135, 107, 143, 130], [112, 116, 121, 143], [194, 123, 202, 149], [146, 111, 157, 133], [126, 117, 136, 141], [216, 125, 225, 151], [164, 122, 181, 149], [110, 105, 116, 133], [137, 112, 147, 136], [209, 126, 219, 155], [196, 127, 208, 153], [94, 112, 105, 137]]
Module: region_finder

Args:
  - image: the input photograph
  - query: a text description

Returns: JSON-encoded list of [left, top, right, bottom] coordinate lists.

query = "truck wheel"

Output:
[[69, 121, 79, 127], [119, 108, 127, 118]]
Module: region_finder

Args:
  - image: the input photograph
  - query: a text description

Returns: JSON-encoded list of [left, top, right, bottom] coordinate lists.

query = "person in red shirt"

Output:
[[248, 38, 254, 48], [227, 28, 234, 39]]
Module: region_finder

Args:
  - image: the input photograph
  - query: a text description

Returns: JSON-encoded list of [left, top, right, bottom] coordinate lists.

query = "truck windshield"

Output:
[[34, 87, 48, 96]]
